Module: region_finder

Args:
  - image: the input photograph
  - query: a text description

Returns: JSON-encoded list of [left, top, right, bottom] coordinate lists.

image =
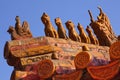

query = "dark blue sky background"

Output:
[[0, 0, 120, 79]]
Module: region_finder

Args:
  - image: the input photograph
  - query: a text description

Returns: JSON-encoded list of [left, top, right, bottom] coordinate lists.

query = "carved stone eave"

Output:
[[4, 36, 120, 80], [4, 36, 110, 67]]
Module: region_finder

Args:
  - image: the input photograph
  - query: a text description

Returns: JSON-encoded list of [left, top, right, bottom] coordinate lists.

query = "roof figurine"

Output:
[[8, 16, 32, 40], [41, 12, 58, 38]]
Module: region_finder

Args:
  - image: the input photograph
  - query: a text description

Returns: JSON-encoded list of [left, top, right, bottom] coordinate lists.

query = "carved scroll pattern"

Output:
[[74, 51, 90, 69], [109, 41, 120, 60], [37, 59, 55, 79]]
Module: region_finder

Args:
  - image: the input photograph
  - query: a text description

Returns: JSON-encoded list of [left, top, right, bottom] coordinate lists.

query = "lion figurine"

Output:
[[8, 16, 33, 40], [77, 23, 90, 43], [14, 16, 32, 38], [41, 13, 58, 38], [55, 17, 68, 39], [65, 20, 81, 42]]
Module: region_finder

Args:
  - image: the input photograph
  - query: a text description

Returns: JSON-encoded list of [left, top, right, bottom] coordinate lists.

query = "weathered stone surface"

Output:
[[4, 36, 110, 67], [4, 36, 120, 80], [20, 53, 52, 65], [11, 59, 55, 80], [52, 70, 83, 80], [4, 37, 61, 58], [11, 70, 40, 80], [52, 60, 75, 74], [4, 36, 113, 80]]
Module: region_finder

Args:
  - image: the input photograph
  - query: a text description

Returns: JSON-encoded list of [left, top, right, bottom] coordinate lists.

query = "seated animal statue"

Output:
[[41, 13, 58, 38], [22, 21, 33, 38], [65, 20, 81, 42], [77, 23, 90, 43], [8, 16, 33, 40], [7, 26, 23, 40], [55, 17, 68, 39], [86, 26, 99, 45]]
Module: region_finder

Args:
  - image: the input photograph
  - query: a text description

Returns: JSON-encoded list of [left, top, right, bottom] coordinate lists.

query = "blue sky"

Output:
[[0, 0, 120, 80]]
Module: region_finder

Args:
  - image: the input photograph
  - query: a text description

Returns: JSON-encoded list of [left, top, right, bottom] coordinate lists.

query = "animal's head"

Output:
[[77, 23, 83, 31], [23, 21, 29, 27], [41, 12, 50, 24], [55, 17, 62, 26], [7, 26, 15, 34], [22, 21, 29, 31], [65, 20, 74, 30], [15, 16, 20, 23], [22, 21, 28, 27], [91, 21, 109, 35]]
